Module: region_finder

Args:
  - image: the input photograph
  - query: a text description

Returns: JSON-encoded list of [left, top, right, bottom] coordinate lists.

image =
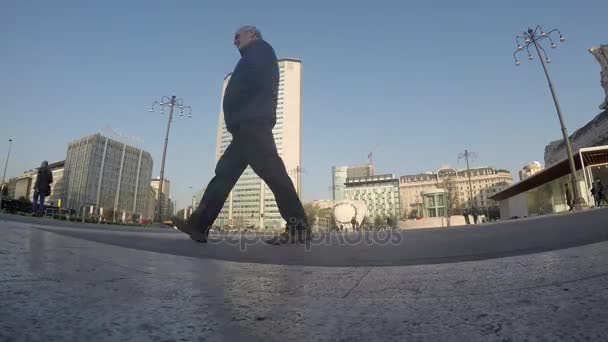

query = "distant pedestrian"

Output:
[[472, 207, 479, 224], [591, 180, 601, 207], [463, 208, 470, 225], [564, 184, 573, 212], [351, 216, 357, 231], [594, 179, 607, 207], [33, 161, 53, 217]]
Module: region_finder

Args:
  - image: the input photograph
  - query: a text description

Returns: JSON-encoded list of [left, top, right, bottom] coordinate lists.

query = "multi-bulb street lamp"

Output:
[[149, 96, 192, 223], [513, 26, 587, 210], [1, 139, 13, 199]]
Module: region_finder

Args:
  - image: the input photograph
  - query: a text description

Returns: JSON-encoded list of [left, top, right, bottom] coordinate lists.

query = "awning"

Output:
[[490, 146, 608, 201]]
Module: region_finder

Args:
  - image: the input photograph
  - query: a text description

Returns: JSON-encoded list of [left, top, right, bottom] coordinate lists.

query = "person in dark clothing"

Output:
[[462, 208, 470, 225], [591, 180, 602, 207], [564, 184, 574, 212], [174, 26, 309, 245], [33, 161, 53, 217], [592, 179, 607, 207], [472, 207, 479, 224], [351, 216, 357, 231], [600, 180, 607, 206]]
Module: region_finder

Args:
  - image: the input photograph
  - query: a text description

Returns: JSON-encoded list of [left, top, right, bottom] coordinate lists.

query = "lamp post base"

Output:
[[572, 196, 590, 211]]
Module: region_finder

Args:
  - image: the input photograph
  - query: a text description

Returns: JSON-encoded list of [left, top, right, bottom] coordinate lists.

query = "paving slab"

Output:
[[1, 215, 607, 341]]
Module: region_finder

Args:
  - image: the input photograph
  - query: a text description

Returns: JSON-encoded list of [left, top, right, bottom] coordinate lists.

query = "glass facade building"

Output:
[[344, 174, 400, 220]]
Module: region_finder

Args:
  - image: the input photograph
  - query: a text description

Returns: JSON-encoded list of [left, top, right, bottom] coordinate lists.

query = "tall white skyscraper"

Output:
[[215, 58, 302, 230]]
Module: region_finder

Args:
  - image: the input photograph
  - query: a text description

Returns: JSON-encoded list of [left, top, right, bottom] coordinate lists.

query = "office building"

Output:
[[215, 58, 302, 230], [332, 163, 374, 201], [331, 166, 348, 201], [344, 174, 400, 221], [151, 177, 171, 221], [144, 186, 156, 220], [347, 163, 374, 178], [5, 170, 36, 201], [63, 133, 153, 219], [192, 187, 206, 209]]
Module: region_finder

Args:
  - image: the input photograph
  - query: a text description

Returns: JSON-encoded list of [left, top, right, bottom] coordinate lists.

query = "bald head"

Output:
[[234, 25, 262, 50]]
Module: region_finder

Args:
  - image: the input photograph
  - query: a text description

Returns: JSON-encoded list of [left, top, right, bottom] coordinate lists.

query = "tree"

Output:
[[438, 176, 460, 227], [1, 186, 8, 197], [373, 215, 383, 227], [176, 209, 185, 220], [303, 203, 321, 227], [103, 208, 115, 223], [313, 207, 334, 231], [387, 215, 397, 227]]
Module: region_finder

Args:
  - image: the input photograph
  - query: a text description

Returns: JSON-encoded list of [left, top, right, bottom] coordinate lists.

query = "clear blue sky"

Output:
[[1, 0, 606, 209]]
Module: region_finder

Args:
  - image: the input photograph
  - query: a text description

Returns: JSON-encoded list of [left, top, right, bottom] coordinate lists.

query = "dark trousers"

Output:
[[33, 190, 45, 216], [190, 121, 307, 231], [596, 193, 607, 206]]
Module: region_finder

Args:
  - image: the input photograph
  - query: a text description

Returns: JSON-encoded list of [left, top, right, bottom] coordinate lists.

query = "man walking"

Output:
[[564, 184, 574, 212], [472, 206, 479, 225], [174, 26, 309, 245], [592, 179, 607, 207], [591, 180, 601, 207], [462, 208, 470, 225], [33, 161, 53, 217]]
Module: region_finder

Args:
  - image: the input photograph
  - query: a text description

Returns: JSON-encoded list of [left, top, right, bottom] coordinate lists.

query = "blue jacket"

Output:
[[223, 39, 279, 133]]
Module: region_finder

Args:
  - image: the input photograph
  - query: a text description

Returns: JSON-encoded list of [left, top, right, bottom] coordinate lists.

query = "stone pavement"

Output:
[[1, 213, 608, 341]]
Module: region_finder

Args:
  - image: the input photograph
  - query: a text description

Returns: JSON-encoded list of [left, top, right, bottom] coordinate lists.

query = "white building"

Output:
[[399, 166, 513, 218], [344, 174, 400, 222], [150, 177, 171, 221], [311, 199, 334, 210], [519, 161, 544, 181], [215, 58, 302, 230]]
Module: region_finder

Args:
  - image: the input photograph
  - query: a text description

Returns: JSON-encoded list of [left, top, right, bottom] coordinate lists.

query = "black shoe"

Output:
[[172, 217, 209, 243]]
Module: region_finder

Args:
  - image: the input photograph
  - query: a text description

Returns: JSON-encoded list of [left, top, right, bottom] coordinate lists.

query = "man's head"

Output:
[[41, 161, 48, 168], [234, 25, 262, 50]]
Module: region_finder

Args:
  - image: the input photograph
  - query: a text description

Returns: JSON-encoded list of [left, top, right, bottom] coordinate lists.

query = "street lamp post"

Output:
[[289, 166, 306, 198], [458, 150, 477, 211], [513, 26, 587, 210], [150, 96, 192, 223], [1, 139, 13, 198]]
